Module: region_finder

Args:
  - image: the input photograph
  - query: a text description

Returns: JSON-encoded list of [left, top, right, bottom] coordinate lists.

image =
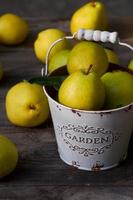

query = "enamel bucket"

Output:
[[42, 29, 133, 171]]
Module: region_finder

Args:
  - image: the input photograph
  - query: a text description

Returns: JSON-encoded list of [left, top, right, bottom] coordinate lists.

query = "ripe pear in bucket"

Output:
[[70, 1, 108, 35], [67, 41, 109, 76], [49, 49, 70, 73], [101, 71, 133, 109], [104, 48, 120, 65], [58, 66, 105, 110], [128, 59, 133, 70]]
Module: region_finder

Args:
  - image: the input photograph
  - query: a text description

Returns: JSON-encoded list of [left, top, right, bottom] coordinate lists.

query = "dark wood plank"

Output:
[[0, 186, 133, 200], [0, 17, 133, 199], [0, 130, 133, 187], [0, 0, 133, 20]]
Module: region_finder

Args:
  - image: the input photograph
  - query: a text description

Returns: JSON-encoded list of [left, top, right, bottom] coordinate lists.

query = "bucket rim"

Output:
[[43, 86, 133, 114]]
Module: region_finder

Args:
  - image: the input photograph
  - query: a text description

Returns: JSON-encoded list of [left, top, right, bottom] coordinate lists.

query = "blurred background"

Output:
[[0, 0, 133, 19]]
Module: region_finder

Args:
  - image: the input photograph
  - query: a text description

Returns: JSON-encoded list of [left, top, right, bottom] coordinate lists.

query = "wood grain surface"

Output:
[[0, 0, 133, 19], [0, 17, 133, 200]]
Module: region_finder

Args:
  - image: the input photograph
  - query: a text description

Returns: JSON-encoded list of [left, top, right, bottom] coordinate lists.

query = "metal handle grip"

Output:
[[77, 29, 118, 44]]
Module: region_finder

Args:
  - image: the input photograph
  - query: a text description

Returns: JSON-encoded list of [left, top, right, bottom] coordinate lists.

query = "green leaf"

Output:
[[29, 76, 66, 90]]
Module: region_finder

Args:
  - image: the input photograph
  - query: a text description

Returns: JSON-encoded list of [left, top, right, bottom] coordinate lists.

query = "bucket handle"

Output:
[[41, 29, 133, 77]]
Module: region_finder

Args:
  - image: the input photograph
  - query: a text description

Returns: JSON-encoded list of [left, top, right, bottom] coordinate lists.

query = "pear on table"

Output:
[[0, 13, 29, 45], [0, 134, 18, 177], [70, 1, 108, 35], [6, 81, 49, 127]]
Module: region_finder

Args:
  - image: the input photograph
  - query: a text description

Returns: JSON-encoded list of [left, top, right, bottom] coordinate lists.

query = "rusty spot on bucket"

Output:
[[71, 109, 81, 117], [91, 163, 104, 171], [77, 112, 81, 117], [72, 161, 80, 169], [72, 109, 76, 113], [99, 111, 112, 117], [105, 111, 112, 114], [128, 105, 132, 110], [57, 105, 61, 111], [124, 104, 132, 112], [100, 113, 103, 117]]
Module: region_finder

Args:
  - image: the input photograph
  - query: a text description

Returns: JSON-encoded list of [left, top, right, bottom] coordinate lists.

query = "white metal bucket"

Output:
[[44, 88, 133, 171], [42, 29, 133, 171]]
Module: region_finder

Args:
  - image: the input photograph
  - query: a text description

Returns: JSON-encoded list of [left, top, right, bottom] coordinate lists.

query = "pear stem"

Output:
[[82, 64, 93, 75], [91, 0, 96, 7]]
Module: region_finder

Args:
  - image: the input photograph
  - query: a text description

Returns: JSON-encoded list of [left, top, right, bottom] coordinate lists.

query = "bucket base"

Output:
[[59, 151, 127, 171]]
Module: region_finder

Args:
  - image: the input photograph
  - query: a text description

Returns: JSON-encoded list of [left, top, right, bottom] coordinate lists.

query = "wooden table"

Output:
[[0, 17, 133, 200]]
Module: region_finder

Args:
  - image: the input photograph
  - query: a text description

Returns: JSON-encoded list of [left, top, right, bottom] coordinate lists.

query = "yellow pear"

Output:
[[0, 13, 29, 45], [104, 48, 120, 64], [70, 1, 108, 35], [6, 81, 49, 127], [128, 59, 133, 70], [49, 49, 70, 73], [67, 41, 108, 76], [101, 71, 133, 109], [0, 134, 18, 177], [58, 67, 105, 110], [34, 28, 69, 63]]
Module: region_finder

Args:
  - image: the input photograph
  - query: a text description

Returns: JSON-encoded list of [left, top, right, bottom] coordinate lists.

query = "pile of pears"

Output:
[[47, 1, 133, 111], [58, 57, 133, 110], [33, 1, 133, 111], [49, 1, 133, 111], [56, 39, 133, 111]]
